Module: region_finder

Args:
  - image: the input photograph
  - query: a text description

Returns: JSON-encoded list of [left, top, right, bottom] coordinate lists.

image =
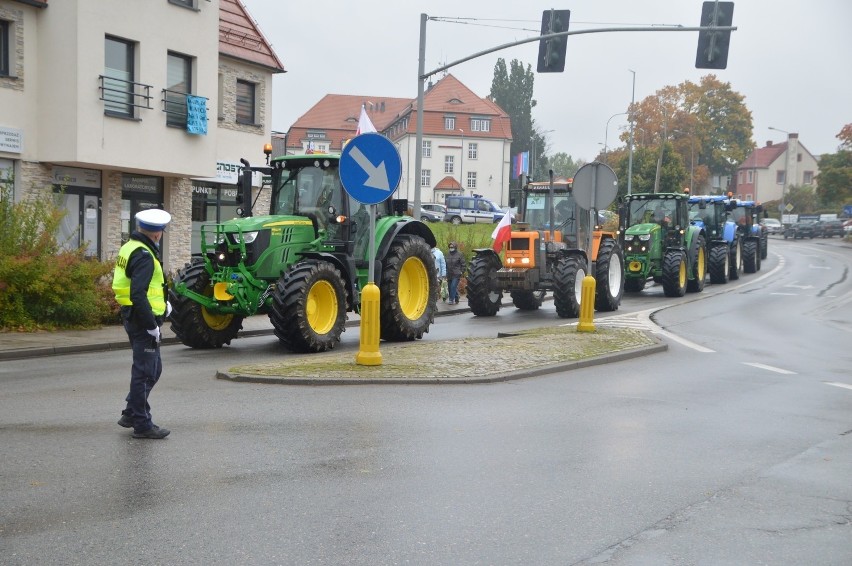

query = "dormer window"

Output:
[[444, 116, 455, 130]]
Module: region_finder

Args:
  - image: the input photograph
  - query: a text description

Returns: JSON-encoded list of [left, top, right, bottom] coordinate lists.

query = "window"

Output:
[[169, 0, 196, 8], [803, 171, 813, 184], [0, 20, 9, 77], [422, 140, 431, 158], [468, 142, 478, 160], [236, 80, 256, 124], [444, 155, 454, 174], [747, 170, 753, 183], [444, 116, 455, 130], [776, 170, 785, 184], [165, 51, 192, 127], [738, 171, 743, 185], [471, 118, 491, 132], [421, 169, 431, 187], [104, 36, 135, 117], [467, 172, 477, 189]]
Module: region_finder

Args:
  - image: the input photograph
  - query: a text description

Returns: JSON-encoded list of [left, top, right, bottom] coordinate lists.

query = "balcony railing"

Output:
[[98, 75, 153, 117]]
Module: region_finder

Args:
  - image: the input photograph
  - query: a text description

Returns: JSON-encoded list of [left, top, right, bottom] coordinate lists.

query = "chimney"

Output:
[[765, 141, 773, 147]]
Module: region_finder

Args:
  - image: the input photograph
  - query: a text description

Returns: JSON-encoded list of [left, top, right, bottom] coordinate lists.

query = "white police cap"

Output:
[[136, 208, 172, 232]]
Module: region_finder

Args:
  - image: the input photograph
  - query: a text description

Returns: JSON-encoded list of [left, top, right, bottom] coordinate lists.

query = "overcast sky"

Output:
[[240, 0, 850, 162]]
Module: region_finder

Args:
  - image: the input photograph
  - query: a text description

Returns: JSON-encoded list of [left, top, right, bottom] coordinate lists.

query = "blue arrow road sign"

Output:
[[339, 133, 402, 205]]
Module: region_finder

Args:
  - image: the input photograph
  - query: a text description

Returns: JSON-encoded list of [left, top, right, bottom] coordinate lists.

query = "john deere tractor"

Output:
[[620, 192, 706, 297], [465, 179, 624, 318], [169, 152, 438, 353], [688, 194, 742, 284]]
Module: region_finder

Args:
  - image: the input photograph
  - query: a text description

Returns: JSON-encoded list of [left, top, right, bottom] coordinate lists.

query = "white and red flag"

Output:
[[491, 208, 516, 252], [355, 104, 377, 135]]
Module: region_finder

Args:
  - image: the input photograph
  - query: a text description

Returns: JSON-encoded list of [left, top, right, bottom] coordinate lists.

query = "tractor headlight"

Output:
[[638, 234, 651, 241], [506, 257, 515, 264], [521, 257, 530, 264], [240, 231, 259, 244]]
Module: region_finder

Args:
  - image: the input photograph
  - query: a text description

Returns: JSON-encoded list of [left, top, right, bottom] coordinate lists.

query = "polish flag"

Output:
[[491, 208, 515, 252], [355, 104, 377, 135]]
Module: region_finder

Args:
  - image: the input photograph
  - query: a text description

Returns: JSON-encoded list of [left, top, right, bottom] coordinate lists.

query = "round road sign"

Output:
[[572, 162, 618, 210]]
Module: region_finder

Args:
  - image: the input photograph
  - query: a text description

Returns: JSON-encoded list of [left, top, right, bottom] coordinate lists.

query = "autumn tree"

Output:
[[620, 75, 753, 192], [815, 123, 852, 208]]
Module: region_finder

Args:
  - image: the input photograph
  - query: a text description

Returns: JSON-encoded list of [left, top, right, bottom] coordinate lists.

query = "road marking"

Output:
[[808, 265, 831, 270], [589, 310, 715, 353], [770, 292, 798, 296], [824, 382, 852, 391], [742, 362, 796, 374]]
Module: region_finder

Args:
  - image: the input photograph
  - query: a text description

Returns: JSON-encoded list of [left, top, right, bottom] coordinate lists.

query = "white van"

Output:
[[444, 195, 505, 224]]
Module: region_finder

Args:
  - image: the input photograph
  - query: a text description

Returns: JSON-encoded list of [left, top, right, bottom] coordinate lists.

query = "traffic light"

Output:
[[695, 1, 734, 69], [536, 9, 570, 73]]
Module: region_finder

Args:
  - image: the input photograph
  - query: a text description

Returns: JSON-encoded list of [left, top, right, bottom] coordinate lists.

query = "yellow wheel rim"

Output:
[[697, 247, 706, 279], [678, 258, 687, 288], [398, 256, 429, 320], [306, 279, 338, 335]]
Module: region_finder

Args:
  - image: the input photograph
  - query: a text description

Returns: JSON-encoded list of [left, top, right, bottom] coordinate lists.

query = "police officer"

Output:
[[112, 208, 172, 439]]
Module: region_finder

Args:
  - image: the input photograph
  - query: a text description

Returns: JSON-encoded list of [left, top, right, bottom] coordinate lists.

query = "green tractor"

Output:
[[169, 153, 438, 353], [465, 179, 624, 318], [620, 192, 706, 297]]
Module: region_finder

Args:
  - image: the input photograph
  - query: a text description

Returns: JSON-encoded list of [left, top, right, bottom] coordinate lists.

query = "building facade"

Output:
[[279, 74, 513, 208], [735, 133, 819, 204], [0, 0, 284, 272]]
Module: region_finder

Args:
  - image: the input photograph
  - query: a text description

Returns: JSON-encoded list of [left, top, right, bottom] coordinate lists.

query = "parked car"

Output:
[[812, 220, 844, 238], [422, 203, 447, 215], [444, 195, 505, 224], [759, 217, 782, 235], [408, 203, 446, 222], [784, 220, 816, 239], [844, 219, 852, 235]]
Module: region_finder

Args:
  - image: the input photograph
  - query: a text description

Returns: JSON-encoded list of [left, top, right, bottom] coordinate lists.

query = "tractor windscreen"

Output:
[[272, 162, 342, 217]]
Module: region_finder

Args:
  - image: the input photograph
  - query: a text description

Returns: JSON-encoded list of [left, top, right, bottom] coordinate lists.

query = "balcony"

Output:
[[162, 89, 209, 135], [99, 75, 153, 118]]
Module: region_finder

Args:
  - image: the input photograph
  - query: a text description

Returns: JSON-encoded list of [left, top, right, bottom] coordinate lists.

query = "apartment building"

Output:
[[0, 0, 284, 271], [735, 133, 819, 204], [279, 74, 514, 207]]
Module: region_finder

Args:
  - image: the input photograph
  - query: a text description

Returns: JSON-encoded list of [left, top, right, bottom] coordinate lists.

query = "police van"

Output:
[[443, 195, 505, 224]]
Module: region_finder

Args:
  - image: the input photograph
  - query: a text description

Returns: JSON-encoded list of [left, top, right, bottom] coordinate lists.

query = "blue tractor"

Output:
[[687, 195, 741, 284], [729, 199, 766, 272]]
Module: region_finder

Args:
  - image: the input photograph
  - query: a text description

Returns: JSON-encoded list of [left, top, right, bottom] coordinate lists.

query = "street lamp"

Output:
[[627, 69, 636, 195], [603, 111, 628, 164], [768, 126, 790, 223], [531, 129, 555, 180]]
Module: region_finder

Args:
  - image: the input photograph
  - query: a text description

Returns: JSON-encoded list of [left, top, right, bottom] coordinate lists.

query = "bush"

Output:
[[0, 180, 118, 330]]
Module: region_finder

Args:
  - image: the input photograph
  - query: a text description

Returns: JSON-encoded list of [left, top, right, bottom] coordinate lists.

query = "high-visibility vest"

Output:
[[112, 240, 166, 315]]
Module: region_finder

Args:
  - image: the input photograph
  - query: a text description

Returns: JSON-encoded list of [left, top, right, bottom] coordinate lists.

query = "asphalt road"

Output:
[[1, 236, 851, 565]]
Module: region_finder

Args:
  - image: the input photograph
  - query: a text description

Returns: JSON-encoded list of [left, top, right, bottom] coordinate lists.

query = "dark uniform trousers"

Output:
[[121, 307, 163, 432]]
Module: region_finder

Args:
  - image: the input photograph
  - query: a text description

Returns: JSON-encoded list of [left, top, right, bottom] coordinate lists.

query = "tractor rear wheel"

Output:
[[708, 244, 729, 284], [269, 260, 347, 353], [662, 250, 688, 297], [169, 259, 244, 349], [379, 235, 437, 341], [686, 236, 706, 293], [743, 239, 758, 273], [467, 254, 503, 316], [594, 238, 624, 311], [729, 239, 742, 280], [511, 290, 545, 311], [554, 255, 585, 318]]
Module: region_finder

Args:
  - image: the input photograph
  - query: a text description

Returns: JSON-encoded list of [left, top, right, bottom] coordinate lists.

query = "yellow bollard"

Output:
[[355, 282, 382, 365], [576, 274, 596, 333]]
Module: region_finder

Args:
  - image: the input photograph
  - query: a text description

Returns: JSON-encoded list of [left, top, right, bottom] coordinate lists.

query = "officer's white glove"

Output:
[[165, 301, 173, 318], [146, 327, 161, 343]]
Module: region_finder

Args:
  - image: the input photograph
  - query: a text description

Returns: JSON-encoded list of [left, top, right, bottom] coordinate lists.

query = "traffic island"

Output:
[[217, 326, 666, 385]]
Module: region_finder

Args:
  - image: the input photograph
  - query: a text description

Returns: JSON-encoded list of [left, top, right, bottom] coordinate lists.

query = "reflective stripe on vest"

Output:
[[112, 240, 166, 315]]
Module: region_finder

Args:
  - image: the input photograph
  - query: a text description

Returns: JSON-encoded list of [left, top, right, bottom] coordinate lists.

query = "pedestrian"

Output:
[[446, 241, 466, 305], [432, 244, 447, 302], [112, 208, 172, 439]]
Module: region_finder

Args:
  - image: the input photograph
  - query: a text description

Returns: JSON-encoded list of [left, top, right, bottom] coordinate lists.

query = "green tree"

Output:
[[784, 185, 819, 214], [490, 58, 536, 171], [545, 152, 581, 178], [611, 142, 686, 197], [816, 151, 852, 208]]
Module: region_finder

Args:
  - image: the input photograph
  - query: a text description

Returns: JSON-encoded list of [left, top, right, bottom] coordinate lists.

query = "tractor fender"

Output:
[[375, 218, 436, 260], [684, 227, 704, 267], [297, 251, 359, 308], [472, 247, 501, 262], [722, 221, 738, 243]]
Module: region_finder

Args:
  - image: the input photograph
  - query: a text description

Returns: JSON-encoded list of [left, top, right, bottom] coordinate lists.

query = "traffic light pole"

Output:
[[411, 20, 737, 220]]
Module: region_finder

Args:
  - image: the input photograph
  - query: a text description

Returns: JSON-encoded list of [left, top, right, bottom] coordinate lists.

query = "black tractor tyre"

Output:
[[594, 238, 624, 311], [708, 244, 730, 284], [379, 235, 438, 341], [729, 239, 742, 281], [686, 236, 706, 293], [624, 276, 646, 292], [661, 250, 688, 297], [467, 254, 503, 316], [169, 259, 244, 349], [553, 255, 585, 318], [743, 239, 758, 273], [269, 260, 347, 353], [511, 290, 545, 311], [760, 235, 768, 260]]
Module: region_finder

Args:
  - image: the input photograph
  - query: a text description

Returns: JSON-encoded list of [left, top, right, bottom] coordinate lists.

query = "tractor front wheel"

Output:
[[269, 260, 347, 353], [511, 290, 545, 311], [379, 235, 437, 341], [624, 276, 646, 292], [708, 244, 729, 284], [554, 255, 585, 318], [467, 254, 503, 316], [743, 239, 758, 273], [662, 250, 688, 297], [168, 259, 244, 349], [686, 236, 706, 293]]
